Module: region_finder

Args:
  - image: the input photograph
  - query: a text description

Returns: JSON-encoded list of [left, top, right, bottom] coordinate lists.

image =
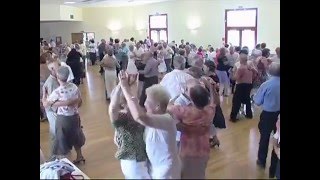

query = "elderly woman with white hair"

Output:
[[42, 66, 85, 163], [118, 71, 181, 179]]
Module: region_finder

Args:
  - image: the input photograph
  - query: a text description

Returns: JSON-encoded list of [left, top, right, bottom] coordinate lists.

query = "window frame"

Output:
[[225, 8, 258, 48], [149, 13, 168, 43]]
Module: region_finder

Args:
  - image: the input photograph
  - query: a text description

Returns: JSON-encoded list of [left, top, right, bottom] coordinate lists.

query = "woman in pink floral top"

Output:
[[168, 78, 216, 179]]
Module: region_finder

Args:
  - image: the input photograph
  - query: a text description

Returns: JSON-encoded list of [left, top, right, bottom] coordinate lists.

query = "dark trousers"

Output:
[[230, 83, 253, 119], [269, 149, 279, 178], [257, 111, 280, 165], [139, 76, 158, 107], [99, 53, 104, 73], [230, 79, 236, 94], [121, 58, 128, 70], [89, 53, 97, 65], [276, 160, 280, 179], [165, 58, 172, 72]]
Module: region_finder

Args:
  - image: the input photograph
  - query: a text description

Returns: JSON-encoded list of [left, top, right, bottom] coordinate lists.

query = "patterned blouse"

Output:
[[169, 104, 216, 158], [113, 112, 147, 162]]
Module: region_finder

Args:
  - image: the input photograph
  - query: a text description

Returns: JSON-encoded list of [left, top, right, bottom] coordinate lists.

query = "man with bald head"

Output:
[[254, 62, 280, 169]]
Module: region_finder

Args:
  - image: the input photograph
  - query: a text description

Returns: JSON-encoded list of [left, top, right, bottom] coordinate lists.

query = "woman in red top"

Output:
[[168, 78, 216, 179]]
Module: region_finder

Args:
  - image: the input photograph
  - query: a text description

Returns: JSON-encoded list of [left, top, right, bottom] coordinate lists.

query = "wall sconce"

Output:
[[187, 16, 201, 31], [107, 21, 122, 31]]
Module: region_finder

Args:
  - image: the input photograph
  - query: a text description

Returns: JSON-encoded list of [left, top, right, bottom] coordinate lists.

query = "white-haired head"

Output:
[[145, 84, 170, 113]]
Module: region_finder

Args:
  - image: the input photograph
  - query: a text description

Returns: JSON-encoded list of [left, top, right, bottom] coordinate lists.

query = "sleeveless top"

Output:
[[113, 112, 147, 162]]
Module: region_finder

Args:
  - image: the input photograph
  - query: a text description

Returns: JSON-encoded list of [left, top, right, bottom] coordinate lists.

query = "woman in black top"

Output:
[[66, 48, 82, 86], [216, 48, 232, 98], [204, 60, 226, 147]]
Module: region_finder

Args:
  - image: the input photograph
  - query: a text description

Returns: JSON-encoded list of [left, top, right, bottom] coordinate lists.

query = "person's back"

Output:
[[254, 76, 280, 112], [144, 113, 180, 179], [236, 65, 254, 84], [160, 69, 194, 99]]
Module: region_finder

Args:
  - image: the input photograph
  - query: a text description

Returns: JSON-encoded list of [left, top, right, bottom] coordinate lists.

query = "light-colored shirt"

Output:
[[47, 82, 80, 116], [79, 43, 87, 56], [160, 69, 194, 99], [253, 76, 280, 112], [207, 51, 216, 61], [173, 94, 191, 141], [227, 52, 239, 67], [134, 47, 145, 61], [144, 113, 181, 179], [186, 51, 197, 66], [88, 43, 96, 53], [42, 75, 59, 112], [163, 46, 174, 59], [60, 62, 74, 82]]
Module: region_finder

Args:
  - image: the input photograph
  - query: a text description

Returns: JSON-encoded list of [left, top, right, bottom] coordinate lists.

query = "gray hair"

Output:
[[56, 66, 70, 82], [146, 84, 170, 111], [269, 62, 280, 77], [173, 55, 186, 70]]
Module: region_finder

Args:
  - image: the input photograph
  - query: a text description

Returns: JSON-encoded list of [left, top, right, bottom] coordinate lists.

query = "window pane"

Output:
[[150, 30, 159, 43], [159, 30, 167, 42], [150, 15, 167, 28], [227, 10, 256, 27], [242, 30, 255, 52], [227, 30, 240, 47]]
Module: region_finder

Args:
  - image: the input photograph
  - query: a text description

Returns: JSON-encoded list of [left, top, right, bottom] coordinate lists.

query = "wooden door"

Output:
[[71, 33, 84, 44]]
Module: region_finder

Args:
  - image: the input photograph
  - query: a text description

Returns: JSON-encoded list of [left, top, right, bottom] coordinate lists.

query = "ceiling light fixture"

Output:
[[65, 1, 76, 4]]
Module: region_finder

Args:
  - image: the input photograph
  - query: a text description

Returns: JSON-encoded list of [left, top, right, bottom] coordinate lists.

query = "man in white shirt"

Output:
[[226, 46, 239, 67], [207, 47, 216, 62], [162, 42, 174, 72], [134, 42, 145, 61], [185, 45, 197, 67], [160, 55, 194, 100]]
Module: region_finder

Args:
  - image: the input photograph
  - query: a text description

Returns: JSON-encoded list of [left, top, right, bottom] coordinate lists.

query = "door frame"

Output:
[[149, 13, 168, 43], [225, 8, 258, 47]]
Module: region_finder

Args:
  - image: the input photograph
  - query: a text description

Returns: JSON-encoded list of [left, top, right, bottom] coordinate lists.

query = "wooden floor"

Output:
[[40, 65, 273, 179]]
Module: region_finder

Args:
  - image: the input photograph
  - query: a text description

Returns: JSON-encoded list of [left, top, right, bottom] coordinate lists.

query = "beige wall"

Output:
[[41, 5, 83, 21], [40, 21, 85, 43], [40, 0, 280, 51], [60, 5, 83, 21]]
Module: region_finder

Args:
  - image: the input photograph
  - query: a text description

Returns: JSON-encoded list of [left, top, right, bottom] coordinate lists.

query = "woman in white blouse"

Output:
[[119, 71, 181, 179]]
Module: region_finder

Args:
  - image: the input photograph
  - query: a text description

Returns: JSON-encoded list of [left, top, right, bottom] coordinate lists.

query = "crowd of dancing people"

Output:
[[40, 36, 280, 179]]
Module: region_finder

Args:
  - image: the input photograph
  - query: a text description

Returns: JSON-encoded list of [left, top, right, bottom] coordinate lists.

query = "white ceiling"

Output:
[[40, 0, 174, 7]]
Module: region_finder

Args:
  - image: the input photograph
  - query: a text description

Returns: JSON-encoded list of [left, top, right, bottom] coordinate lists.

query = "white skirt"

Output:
[[158, 61, 167, 73], [126, 59, 138, 74], [120, 160, 151, 179]]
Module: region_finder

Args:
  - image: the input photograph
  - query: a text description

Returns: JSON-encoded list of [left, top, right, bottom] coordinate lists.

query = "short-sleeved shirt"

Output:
[[169, 103, 216, 157], [47, 83, 80, 116]]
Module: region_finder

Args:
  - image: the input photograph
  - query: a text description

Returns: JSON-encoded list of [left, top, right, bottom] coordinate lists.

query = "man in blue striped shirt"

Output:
[[253, 63, 280, 169]]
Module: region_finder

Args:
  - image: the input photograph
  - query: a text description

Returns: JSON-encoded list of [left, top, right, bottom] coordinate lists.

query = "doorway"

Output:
[[225, 8, 257, 50], [71, 32, 95, 44], [149, 14, 168, 43]]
